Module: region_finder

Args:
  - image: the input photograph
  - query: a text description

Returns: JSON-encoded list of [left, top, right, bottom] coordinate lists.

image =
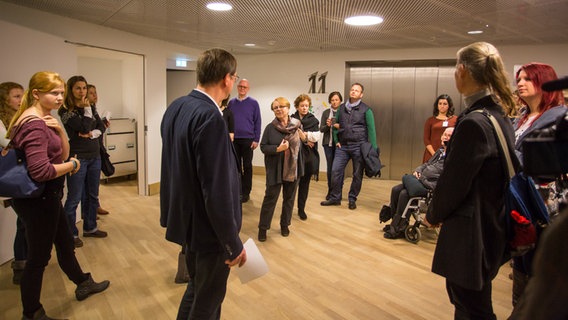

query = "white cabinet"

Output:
[[103, 118, 137, 178]]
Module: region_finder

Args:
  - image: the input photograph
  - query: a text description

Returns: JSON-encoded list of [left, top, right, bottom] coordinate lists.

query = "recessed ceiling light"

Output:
[[344, 15, 384, 26], [468, 30, 484, 35], [206, 2, 232, 11], [244, 43, 256, 47]]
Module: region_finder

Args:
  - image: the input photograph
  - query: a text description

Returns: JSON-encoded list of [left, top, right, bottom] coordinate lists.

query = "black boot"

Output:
[[12, 260, 26, 285], [174, 252, 189, 284], [75, 274, 110, 301], [22, 306, 67, 320], [258, 229, 267, 242]]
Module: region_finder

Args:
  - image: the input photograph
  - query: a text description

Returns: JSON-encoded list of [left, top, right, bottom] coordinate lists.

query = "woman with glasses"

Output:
[[257, 97, 307, 242], [422, 94, 457, 163]]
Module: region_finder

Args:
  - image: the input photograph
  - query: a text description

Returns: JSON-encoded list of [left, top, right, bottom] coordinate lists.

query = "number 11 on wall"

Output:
[[308, 71, 328, 94]]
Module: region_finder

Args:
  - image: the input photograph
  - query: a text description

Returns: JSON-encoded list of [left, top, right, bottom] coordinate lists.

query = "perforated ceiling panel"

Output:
[[4, 0, 568, 54]]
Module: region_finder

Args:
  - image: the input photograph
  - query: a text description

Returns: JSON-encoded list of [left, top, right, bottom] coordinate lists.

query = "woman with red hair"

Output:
[[514, 63, 566, 164], [511, 62, 567, 308]]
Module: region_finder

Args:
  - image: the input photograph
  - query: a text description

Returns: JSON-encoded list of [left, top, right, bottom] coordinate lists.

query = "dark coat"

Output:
[[260, 119, 304, 187], [292, 111, 320, 179], [160, 90, 243, 260], [426, 95, 515, 290], [360, 142, 382, 178], [416, 147, 445, 190]]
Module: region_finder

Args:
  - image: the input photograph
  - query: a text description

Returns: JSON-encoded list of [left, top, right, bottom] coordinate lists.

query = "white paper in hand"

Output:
[[233, 238, 269, 284]]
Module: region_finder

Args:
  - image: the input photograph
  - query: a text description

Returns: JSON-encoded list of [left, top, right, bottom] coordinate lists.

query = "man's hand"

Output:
[[225, 249, 247, 268], [251, 141, 259, 150]]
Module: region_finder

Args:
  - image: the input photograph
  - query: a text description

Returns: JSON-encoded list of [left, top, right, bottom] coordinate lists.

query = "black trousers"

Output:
[[297, 165, 315, 215], [258, 180, 299, 230], [446, 279, 496, 320], [176, 249, 231, 320], [13, 192, 88, 318], [233, 138, 254, 197]]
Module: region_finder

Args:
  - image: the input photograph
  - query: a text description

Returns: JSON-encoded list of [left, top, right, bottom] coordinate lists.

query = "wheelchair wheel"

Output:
[[405, 225, 421, 244]]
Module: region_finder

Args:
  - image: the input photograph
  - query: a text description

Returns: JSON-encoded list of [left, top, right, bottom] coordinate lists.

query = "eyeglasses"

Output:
[[237, 85, 248, 89], [272, 105, 287, 111], [231, 75, 240, 81]]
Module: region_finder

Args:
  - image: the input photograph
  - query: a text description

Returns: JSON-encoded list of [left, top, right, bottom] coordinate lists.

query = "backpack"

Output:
[[474, 109, 550, 257]]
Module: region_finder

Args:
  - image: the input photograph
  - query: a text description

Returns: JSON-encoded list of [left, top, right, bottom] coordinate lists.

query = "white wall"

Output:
[[0, 2, 201, 194], [233, 45, 568, 170], [78, 56, 123, 117], [2, 1, 567, 183]]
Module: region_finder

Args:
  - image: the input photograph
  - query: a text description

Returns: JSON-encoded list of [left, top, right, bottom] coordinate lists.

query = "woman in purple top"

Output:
[[7, 71, 109, 320]]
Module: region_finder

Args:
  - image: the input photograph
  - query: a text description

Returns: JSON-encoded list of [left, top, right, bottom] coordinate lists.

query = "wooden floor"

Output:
[[0, 175, 515, 320]]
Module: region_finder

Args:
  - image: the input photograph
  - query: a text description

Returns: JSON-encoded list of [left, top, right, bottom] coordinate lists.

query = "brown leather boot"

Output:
[[97, 207, 110, 215], [75, 274, 110, 301]]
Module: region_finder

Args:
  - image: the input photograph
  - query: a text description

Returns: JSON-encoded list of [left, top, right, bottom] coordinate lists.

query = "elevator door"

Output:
[[348, 62, 462, 180]]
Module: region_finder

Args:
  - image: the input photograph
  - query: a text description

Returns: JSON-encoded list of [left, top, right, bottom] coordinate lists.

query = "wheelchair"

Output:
[[381, 191, 438, 244]]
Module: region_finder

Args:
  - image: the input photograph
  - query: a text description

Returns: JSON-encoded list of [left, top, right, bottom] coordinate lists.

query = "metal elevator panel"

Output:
[[347, 60, 459, 180]]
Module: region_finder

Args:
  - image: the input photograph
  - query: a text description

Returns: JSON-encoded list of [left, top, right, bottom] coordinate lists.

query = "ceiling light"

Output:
[[468, 30, 483, 35], [206, 2, 232, 11], [344, 15, 383, 26], [244, 43, 256, 47]]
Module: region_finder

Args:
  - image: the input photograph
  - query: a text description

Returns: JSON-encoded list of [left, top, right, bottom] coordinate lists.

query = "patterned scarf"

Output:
[[272, 116, 301, 182]]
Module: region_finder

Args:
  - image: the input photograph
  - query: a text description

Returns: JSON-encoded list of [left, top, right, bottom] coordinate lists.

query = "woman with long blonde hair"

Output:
[[425, 42, 518, 319], [8, 71, 109, 320]]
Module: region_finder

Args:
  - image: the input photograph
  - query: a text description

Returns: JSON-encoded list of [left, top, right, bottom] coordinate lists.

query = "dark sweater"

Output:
[[58, 105, 105, 159]]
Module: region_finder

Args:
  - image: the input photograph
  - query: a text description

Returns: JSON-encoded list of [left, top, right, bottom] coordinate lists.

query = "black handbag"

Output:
[[0, 116, 45, 198], [100, 144, 115, 177]]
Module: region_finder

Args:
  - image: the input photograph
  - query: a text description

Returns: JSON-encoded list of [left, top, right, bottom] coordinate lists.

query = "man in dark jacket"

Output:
[[320, 83, 377, 210], [160, 48, 246, 320]]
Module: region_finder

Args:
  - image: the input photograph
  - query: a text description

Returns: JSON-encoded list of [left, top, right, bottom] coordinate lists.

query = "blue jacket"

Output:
[[160, 90, 243, 260]]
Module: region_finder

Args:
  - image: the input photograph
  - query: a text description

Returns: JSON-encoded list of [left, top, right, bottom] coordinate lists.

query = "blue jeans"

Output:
[[329, 144, 363, 202], [64, 157, 101, 236]]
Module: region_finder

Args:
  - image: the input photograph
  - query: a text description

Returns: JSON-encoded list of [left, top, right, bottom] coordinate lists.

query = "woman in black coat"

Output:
[[258, 97, 306, 242], [425, 42, 518, 320], [292, 94, 320, 220]]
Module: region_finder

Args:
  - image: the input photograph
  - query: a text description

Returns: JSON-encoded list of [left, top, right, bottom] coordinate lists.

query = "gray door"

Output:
[[347, 61, 463, 180]]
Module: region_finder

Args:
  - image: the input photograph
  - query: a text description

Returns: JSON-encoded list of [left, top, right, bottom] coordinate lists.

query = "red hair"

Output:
[[516, 63, 564, 126]]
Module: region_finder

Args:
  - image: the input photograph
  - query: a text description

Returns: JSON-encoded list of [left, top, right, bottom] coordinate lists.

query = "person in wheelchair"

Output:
[[382, 127, 454, 239]]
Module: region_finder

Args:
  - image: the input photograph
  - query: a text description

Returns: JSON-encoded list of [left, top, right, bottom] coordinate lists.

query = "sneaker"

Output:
[[83, 230, 108, 238], [75, 274, 110, 301], [73, 237, 84, 248]]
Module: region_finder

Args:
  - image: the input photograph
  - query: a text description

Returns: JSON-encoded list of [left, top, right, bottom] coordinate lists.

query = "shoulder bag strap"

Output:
[[472, 109, 515, 179], [6, 115, 42, 150]]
